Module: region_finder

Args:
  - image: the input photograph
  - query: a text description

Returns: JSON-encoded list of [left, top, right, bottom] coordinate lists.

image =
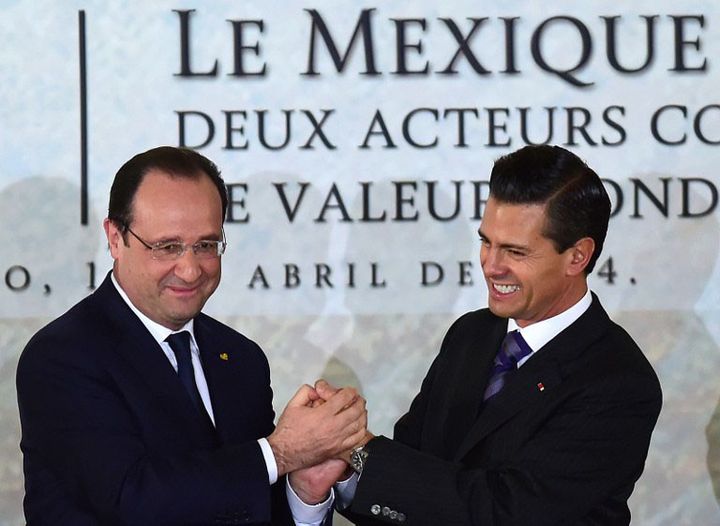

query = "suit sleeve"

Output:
[[17, 328, 289, 526], [347, 328, 662, 525], [341, 316, 464, 525]]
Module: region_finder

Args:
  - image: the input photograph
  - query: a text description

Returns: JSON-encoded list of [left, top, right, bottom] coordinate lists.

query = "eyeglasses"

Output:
[[122, 224, 227, 261]]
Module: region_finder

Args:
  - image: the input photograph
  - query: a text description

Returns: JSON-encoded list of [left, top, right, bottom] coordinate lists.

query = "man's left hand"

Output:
[[289, 458, 352, 505]]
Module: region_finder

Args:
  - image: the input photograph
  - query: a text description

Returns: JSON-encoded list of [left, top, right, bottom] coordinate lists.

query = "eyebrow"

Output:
[[477, 228, 529, 252], [150, 232, 222, 245], [198, 232, 223, 241]]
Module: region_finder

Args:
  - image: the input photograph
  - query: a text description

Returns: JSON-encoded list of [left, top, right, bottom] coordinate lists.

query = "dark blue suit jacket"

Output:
[[348, 295, 662, 525], [17, 273, 294, 525]]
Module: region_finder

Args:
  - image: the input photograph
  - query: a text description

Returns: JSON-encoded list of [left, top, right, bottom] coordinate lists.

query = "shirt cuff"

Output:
[[286, 477, 334, 525], [257, 438, 278, 484], [334, 472, 358, 510]]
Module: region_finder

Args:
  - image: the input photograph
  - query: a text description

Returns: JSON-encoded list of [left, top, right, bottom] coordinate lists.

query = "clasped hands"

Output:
[[268, 379, 372, 504]]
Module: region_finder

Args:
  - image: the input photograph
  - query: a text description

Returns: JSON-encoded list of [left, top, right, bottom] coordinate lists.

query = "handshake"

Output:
[[267, 379, 372, 505]]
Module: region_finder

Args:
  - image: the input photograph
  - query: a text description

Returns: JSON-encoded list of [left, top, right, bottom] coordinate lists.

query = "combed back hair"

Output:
[[107, 146, 228, 230], [489, 145, 611, 274]]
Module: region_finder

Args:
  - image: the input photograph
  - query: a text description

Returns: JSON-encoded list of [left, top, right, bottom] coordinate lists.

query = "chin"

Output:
[[487, 303, 508, 318], [167, 305, 202, 324], [488, 301, 519, 320]]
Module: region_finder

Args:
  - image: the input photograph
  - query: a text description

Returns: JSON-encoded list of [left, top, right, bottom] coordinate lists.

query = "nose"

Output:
[[481, 246, 505, 278], [173, 249, 203, 283]]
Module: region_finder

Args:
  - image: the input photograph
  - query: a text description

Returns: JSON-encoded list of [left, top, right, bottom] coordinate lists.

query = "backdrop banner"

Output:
[[1, 1, 719, 524]]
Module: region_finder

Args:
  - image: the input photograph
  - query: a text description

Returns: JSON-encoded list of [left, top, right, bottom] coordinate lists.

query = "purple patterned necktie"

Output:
[[483, 330, 533, 401]]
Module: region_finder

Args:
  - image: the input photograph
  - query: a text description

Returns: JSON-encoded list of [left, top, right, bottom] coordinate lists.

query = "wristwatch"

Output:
[[350, 445, 369, 474]]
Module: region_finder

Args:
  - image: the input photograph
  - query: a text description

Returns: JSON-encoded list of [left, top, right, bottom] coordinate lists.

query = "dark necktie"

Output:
[[165, 331, 208, 417], [483, 330, 533, 401]]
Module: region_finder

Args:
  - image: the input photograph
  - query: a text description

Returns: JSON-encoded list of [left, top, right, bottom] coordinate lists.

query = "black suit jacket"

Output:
[[349, 295, 662, 525], [17, 274, 294, 525]]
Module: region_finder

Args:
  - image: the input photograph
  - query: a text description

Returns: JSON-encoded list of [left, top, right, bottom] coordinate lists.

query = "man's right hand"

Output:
[[268, 384, 367, 476]]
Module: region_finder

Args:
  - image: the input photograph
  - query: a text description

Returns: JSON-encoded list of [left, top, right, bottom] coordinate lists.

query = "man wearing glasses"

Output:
[[17, 146, 366, 525]]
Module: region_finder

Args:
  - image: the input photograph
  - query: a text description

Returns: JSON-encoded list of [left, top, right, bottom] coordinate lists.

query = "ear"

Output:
[[103, 218, 123, 259], [566, 237, 595, 277]]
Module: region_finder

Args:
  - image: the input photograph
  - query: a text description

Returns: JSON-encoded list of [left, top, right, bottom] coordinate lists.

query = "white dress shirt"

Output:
[[511, 288, 592, 367]]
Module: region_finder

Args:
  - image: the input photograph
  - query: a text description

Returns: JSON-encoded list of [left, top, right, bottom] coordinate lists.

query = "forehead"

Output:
[[131, 169, 223, 230], [480, 197, 549, 241]]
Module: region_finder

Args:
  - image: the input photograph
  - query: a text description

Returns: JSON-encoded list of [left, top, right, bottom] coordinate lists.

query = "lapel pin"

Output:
[[537, 382, 545, 392], [219, 352, 229, 361]]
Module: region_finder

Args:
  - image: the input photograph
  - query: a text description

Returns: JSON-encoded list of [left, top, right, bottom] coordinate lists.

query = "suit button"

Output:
[[371, 504, 381, 515], [389, 510, 398, 520], [382, 506, 391, 516], [398, 512, 406, 522]]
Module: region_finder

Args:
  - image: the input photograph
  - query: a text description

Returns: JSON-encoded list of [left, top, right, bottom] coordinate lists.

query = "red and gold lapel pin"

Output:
[[537, 382, 545, 392]]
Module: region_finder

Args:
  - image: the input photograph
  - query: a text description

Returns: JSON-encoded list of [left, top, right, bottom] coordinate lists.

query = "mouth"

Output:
[[491, 282, 520, 295], [165, 283, 202, 297]]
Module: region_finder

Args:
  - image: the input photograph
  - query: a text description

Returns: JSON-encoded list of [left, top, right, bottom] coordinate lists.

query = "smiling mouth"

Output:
[[166, 284, 201, 296], [492, 283, 520, 294]]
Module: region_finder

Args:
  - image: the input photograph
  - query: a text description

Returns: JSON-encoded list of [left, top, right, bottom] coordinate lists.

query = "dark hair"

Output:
[[107, 146, 228, 230], [489, 145, 610, 274]]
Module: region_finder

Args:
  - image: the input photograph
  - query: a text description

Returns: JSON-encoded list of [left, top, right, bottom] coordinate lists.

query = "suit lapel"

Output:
[[94, 275, 218, 445], [194, 317, 274, 444], [453, 296, 611, 461], [194, 320, 241, 442], [442, 318, 506, 456], [453, 355, 563, 460]]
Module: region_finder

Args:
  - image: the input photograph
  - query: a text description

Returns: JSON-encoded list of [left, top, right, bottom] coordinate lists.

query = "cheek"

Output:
[[508, 263, 534, 290], [530, 265, 560, 294], [479, 245, 491, 270], [156, 265, 183, 288], [202, 260, 221, 281]]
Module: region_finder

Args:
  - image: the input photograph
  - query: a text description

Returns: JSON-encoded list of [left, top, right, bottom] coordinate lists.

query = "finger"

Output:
[[315, 379, 340, 399], [310, 398, 326, 408], [332, 407, 368, 445], [286, 384, 319, 407], [336, 448, 353, 462], [323, 388, 359, 414], [328, 398, 367, 432], [340, 426, 370, 455], [336, 393, 366, 415]]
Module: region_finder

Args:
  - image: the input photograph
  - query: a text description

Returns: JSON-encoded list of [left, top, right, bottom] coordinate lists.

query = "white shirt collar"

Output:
[[509, 288, 592, 357], [110, 272, 196, 346]]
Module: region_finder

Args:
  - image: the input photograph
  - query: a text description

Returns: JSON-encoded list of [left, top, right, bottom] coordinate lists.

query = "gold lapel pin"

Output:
[[219, 352, 229, 361]]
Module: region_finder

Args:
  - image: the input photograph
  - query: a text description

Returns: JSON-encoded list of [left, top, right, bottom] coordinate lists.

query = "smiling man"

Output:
[[301, 144, 662, 525], [16, 146, 366, 525]]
